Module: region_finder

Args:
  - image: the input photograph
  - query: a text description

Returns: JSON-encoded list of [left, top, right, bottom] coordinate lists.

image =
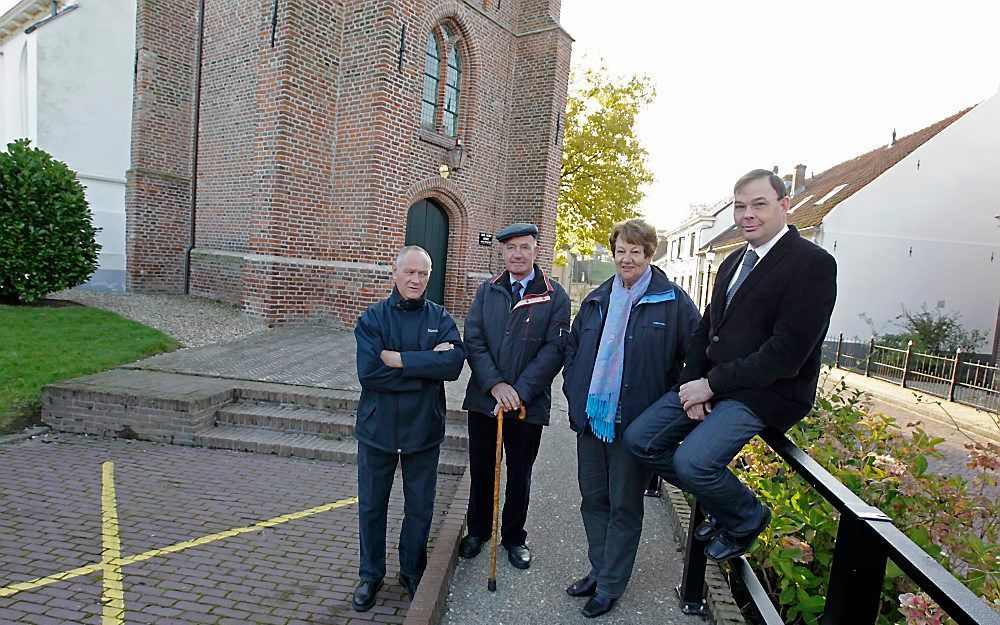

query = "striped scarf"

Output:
[[585, 266, 652, 442]]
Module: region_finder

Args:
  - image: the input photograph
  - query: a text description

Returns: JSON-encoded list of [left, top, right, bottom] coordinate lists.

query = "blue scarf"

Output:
[[586, 266, 652, 442]]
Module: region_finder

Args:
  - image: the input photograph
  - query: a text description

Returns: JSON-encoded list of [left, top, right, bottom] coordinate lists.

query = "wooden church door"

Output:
[[404, 199, 449, 304]]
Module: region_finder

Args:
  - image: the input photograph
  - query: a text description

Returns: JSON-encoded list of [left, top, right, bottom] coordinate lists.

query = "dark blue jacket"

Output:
[[462, 266, 570, 425], [563, 266, 701, 434], [355, 288, 466, 453]]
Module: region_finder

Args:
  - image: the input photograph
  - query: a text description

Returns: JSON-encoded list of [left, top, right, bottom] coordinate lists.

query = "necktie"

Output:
[[725, 249, 758, 310], [511, 281, 523, 304]]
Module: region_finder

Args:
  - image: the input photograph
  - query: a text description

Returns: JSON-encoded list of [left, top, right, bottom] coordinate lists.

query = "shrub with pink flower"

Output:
[[898, 592, 944, 625]]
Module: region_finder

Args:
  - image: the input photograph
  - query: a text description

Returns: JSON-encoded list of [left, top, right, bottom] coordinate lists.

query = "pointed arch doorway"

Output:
[[405, 199, 449, 304]]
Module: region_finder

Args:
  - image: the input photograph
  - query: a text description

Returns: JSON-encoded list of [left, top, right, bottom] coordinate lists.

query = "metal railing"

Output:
[[825, 334, 999, 413], [675, 429, 1000, 625]]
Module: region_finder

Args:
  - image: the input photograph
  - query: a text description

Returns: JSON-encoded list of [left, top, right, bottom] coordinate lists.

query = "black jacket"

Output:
[[355, 288, 466, 453], [678, 226, 837, 431], [462, 266, 570, 425], [563, 266, 701, 433]]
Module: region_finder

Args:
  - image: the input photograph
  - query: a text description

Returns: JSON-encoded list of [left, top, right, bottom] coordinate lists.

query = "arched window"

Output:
[[422, 23, 464, 137], [421, 33, 440, 129], [443, 43, 462, 136]]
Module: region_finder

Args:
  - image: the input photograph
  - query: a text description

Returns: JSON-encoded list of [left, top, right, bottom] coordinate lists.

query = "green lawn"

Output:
[[0, 304, 180, 435]]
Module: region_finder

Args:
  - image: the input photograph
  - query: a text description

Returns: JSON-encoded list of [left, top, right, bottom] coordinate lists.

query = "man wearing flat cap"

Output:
[[459, 223, 570, 569]]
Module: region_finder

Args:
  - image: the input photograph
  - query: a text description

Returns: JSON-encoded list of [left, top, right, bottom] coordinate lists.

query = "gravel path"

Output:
[[50, 289, 268, 348]]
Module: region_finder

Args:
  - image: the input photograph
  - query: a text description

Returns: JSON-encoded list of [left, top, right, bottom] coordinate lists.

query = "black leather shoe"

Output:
[[505, 544, 531, 569], [459, 534, 484, 558], [581, 594, 618, 618], [398, 573, 419, 601], [566, 576, 597, 597], [694, 515, 722, 541], [351, 578, 383, 612], [704, 506, 771, 563]]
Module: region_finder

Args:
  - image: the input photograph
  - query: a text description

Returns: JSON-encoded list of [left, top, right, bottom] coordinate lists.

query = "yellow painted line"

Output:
[[101, 461, 125, 625], [0, 563, 103, 598], [116, 496, 360, 567], [0, 490, 359, 598]]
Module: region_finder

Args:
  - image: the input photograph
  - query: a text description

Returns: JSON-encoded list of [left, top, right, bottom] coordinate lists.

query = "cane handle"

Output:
[[493, 404, 527, 420]]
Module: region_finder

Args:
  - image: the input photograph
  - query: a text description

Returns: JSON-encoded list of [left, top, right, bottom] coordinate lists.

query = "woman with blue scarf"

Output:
[[562, 219, 701, 618]]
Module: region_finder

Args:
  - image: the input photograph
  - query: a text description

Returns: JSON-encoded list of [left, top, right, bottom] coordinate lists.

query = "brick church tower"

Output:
[[125, 0, 571, 325]]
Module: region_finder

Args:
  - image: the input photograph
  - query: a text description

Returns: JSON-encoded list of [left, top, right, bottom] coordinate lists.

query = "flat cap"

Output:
[[495, 222, 538, 242]]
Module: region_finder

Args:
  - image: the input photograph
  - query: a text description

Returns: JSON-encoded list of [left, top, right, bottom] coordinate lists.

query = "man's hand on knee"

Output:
[[679, 378, 714, 410], [685, 401, 712, 421]]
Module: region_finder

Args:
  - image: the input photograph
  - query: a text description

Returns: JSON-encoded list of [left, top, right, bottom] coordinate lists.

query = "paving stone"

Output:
[[0, 435, 459, 624]]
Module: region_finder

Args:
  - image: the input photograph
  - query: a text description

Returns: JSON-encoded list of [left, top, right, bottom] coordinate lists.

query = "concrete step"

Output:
[[216, 401, 356, 437], [213, 400, 469, 451], [193, 426, 468, 474]]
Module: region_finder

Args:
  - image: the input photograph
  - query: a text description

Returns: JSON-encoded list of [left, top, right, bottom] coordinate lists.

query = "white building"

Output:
[[655, 197, 731, 310], [1, 0, 135, 291], [702, 94, 1000, 356]]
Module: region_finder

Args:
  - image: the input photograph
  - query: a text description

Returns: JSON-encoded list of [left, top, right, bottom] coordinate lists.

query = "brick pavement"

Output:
[[824, 370, 999, 492], [0, 435, 460, 625]]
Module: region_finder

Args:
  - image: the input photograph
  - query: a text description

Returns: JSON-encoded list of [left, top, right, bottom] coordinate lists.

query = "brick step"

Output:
[[216, 401, 356, 437], [214, 400, 469, 450], [193, 426, 468, 474]]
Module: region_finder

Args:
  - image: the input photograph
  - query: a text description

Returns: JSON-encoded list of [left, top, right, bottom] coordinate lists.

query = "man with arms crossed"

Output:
[[624, 169, 837, 563], [352, 246, 466, 611]]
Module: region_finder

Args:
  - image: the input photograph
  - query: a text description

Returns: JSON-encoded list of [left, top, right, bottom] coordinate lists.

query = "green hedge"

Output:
[[0, 139, 100, 303], [736, 375, 999, 624]]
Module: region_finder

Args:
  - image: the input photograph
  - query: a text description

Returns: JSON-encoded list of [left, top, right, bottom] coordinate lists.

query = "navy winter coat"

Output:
[[462, 266, 570, 425], [355, 288, 466, 454], [562, 266, 701, 433]]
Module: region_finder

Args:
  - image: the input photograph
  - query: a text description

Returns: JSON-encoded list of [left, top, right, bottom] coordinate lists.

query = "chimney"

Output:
[[772, 165, 779, 174], [792, 164, 807, 196], [782, 174, 793, 196]]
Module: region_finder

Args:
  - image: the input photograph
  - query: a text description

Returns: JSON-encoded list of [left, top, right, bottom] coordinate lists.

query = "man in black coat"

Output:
[[624, 169, 837, 563], [458, 223, 570, 569], [352, 246, 466, 612]]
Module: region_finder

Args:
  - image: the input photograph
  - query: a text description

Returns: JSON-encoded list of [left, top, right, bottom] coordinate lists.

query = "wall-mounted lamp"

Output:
[[448, 137, 465, 171], [439, 138, 465, 179]]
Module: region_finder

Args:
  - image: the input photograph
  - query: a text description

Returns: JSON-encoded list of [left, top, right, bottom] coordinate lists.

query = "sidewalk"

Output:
[[826, 369, 999, 443], [440, 380, 708, 625]]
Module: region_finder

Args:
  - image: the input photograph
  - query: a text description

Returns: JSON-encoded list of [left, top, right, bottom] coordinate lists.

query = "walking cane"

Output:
[[487, 402, 526, 592]]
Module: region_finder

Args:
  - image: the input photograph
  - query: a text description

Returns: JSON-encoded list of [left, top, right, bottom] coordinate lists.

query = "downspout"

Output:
[[183, 0, 206, 294]]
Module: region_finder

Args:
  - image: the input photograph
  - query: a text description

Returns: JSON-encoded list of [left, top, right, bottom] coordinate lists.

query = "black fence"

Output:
[[674, 429, 1000, 625], [821, 335, 999, 413]]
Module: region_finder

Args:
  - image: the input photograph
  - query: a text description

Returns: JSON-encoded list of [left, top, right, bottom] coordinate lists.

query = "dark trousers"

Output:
[[465, 410, 543, 546], [577, 428, 651, 598], [622, 391, 767, 535], [357, 442, 440, 582]]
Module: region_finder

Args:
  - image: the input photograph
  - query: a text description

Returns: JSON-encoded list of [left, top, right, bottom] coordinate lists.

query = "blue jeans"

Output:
[[623, 391, 767, 535], [357, 442, 440, 581]]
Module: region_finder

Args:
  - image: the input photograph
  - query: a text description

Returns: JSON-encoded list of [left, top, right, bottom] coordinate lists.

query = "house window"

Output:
[[689, 235, 696, 257], [423, 23, 465, 137], [421, 33, 440, 129]]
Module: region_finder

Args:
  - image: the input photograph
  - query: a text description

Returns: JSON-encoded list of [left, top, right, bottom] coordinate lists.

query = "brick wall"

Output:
[[126, 0, 199, 293], [127, 0, 570, 324]]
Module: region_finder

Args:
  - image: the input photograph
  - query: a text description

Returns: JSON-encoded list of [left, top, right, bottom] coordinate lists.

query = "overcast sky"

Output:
[[561, 0, 1000, 228]]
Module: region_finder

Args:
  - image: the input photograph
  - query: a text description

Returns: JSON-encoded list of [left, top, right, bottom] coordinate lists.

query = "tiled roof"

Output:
[[705, 107, 973, 249]]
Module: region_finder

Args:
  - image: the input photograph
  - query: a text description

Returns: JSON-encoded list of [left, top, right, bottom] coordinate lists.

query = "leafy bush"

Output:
[[860, 308, 988, 354], [735, 374, 998, 624], [0, 139, 100, 303]]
